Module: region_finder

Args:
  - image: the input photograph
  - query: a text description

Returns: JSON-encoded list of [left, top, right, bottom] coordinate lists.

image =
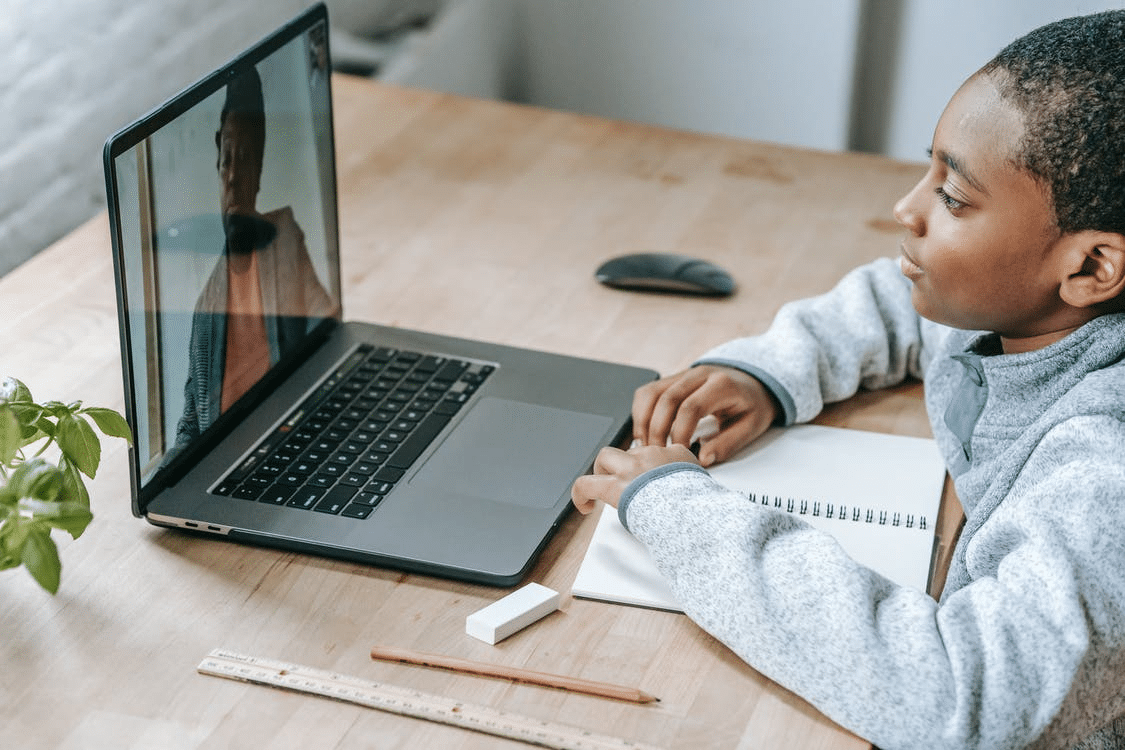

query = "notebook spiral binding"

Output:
[[745, 492, 928, 530]]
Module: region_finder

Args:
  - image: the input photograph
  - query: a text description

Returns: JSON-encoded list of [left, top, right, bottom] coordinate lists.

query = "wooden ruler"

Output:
[[198, 649, 663, 750]]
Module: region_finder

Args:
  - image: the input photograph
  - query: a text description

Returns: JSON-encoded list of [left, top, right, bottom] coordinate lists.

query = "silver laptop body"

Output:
[[103, 4, 655, 586]]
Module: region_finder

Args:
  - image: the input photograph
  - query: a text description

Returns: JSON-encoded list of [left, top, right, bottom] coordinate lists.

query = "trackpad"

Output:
[[410, 397, 613, 508]]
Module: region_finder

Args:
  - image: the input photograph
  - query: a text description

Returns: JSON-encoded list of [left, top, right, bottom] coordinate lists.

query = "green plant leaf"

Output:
[[43, 400, 75, 418], [8, 403, 47, 442], [81, 407, 133, 444], [29, 465, 64, 502], [0, 377, 31, 404], [0, 524, 20, 569], [5, 459, 61, 502], [1, 382, 130, 593], [56, 414, 100, 479], [0, 482, 17, 508], [58, 456, 90, 508], [1, 512, 30, 550], [21, 498, 93, 539], [21, 524, 61, 594], [0, 404, 19, 464]]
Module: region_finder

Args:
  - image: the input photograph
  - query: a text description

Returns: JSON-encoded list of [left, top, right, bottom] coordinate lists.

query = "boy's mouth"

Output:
[[899, 245, 923, 279]]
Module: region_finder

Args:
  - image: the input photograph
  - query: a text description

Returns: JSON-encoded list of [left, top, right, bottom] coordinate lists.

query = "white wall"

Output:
[[859, 0, 1125, 160], [508, 0, 1125, 160], [513, 1, 862, 152]]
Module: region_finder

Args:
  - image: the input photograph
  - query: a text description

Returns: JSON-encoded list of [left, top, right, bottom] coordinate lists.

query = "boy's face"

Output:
[[893, 73, 1071, 349]]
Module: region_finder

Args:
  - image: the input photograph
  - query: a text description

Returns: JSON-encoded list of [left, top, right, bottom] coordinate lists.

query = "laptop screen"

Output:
[[105, 6, 341, 495]]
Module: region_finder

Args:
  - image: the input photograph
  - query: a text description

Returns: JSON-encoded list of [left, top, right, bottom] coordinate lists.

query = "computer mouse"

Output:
[[595, 252, 736, 296]]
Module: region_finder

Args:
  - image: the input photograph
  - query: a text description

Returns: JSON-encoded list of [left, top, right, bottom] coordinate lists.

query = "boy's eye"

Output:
[[935, 186, 966, 212]]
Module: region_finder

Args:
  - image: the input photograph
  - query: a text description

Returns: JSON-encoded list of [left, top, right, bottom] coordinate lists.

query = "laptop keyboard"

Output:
[[213, 344, 494, 519]]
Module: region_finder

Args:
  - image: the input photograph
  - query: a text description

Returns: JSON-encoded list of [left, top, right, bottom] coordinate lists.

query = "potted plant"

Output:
[[0, 376, 131, 593]]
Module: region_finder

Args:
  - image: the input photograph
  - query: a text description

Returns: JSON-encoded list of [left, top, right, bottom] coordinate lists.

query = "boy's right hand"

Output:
[[632, 365, 780, 467]]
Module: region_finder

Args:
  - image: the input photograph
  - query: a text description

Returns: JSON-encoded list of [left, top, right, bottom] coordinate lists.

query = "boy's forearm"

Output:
[[694, 257, 936, 424]]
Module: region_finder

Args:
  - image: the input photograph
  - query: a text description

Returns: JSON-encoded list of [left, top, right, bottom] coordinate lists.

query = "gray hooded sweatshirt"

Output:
[[618, 258, 1125, 749]]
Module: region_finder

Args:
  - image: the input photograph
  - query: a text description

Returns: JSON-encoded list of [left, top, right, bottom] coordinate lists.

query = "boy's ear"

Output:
[[1059, 231, 1125, 309]]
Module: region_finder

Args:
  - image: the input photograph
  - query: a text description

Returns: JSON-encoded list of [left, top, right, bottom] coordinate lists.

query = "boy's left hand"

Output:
[[571, 444, 699, 514]]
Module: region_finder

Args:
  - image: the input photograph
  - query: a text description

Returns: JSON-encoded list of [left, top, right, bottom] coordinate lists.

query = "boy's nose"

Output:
[[893, 182, 926, 236]]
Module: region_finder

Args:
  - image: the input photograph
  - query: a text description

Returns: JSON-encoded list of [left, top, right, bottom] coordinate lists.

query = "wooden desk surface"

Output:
[[0, 75, 959, 749]]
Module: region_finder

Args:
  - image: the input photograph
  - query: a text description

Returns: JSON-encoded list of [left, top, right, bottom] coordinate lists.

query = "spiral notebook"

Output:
[[571, 425, 947, 611]]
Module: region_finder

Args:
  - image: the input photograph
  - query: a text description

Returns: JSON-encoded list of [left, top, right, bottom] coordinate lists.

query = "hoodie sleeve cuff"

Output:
[[618, 462, 710, 530]]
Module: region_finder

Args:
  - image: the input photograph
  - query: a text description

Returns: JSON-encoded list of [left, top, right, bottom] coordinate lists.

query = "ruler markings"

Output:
[[198, 649, 663, 750]]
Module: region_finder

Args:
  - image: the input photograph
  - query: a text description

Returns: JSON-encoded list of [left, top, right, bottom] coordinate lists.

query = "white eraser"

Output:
[[466, 583, 560, 645]]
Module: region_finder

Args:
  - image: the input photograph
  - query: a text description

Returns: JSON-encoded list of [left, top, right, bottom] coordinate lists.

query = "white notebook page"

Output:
[[572, 425, 947, 611]]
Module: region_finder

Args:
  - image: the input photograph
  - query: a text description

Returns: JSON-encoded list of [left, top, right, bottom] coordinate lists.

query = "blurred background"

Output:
[[1, 0, 1121, 275]]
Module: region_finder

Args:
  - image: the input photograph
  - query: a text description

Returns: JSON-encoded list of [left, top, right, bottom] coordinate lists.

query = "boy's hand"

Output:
[[632, 365, 780, 467], [571, 444, 699, 514]]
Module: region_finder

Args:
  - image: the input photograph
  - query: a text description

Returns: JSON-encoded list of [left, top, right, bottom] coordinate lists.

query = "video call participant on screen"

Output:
[[172, 65, 332, 454]]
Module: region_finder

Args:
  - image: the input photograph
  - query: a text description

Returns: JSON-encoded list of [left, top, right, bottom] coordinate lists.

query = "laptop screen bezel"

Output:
[[103, 3, 342, 515]]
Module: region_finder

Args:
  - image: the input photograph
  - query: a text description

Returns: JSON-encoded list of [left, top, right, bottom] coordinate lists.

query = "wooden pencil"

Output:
[[370, 645, 659, 704]]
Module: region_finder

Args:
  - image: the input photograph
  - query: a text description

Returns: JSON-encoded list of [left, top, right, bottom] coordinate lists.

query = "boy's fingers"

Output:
[[635, 378, 685, 445], [644, 388, 684, 446], [571, 472, 626, 512], [631, 381, 664, 443], [592, 445, 630, 474], [696, 413, 770, 467], [645, 370, 711, 445], [570, 474, 601, 514]]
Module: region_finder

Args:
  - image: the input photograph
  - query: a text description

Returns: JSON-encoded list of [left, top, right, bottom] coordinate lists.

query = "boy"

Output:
[[572, 12, 1125, 750]]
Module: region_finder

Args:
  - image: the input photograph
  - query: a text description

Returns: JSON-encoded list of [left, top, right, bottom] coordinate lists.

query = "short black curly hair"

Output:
[[980, 10, 1125, 237]]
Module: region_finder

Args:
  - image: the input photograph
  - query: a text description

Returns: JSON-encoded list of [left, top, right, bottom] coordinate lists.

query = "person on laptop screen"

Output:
[[172, 65, 333, 454]]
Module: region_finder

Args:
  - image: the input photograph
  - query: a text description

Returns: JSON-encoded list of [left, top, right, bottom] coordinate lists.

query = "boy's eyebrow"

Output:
[[927, 147, 989, 196]]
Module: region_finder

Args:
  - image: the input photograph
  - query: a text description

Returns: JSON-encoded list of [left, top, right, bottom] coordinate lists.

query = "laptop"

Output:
[[103, 3, 655, 586]]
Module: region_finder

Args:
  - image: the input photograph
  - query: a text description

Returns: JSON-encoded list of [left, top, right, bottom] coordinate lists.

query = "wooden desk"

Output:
[[0, 75, 959, 749]]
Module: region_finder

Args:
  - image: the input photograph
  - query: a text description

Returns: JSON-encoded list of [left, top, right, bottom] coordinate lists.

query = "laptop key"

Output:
[[234, 484, 265, 500], [287, 488, 323, 509], [434, 399, 464, 416], [387, 412, 452, 470], [314, 486, 356, 514], [340, 503, 373, 519], [373, 466, 404, 483], [361, 450, 389, 465], [415, 355, 443, 373], [260, 486, 295, 505], [434, 359, 469, 382], [276, 473, 305, 487], [213, 480, 237, 496], [246, 474, 273, 488], [352, 490, 385, 506], [290, 460, 317, 475], [308, 474, 335, 488]]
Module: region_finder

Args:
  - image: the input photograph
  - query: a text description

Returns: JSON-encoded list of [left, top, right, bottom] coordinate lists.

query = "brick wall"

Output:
[[0, 0, 314, 276]]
